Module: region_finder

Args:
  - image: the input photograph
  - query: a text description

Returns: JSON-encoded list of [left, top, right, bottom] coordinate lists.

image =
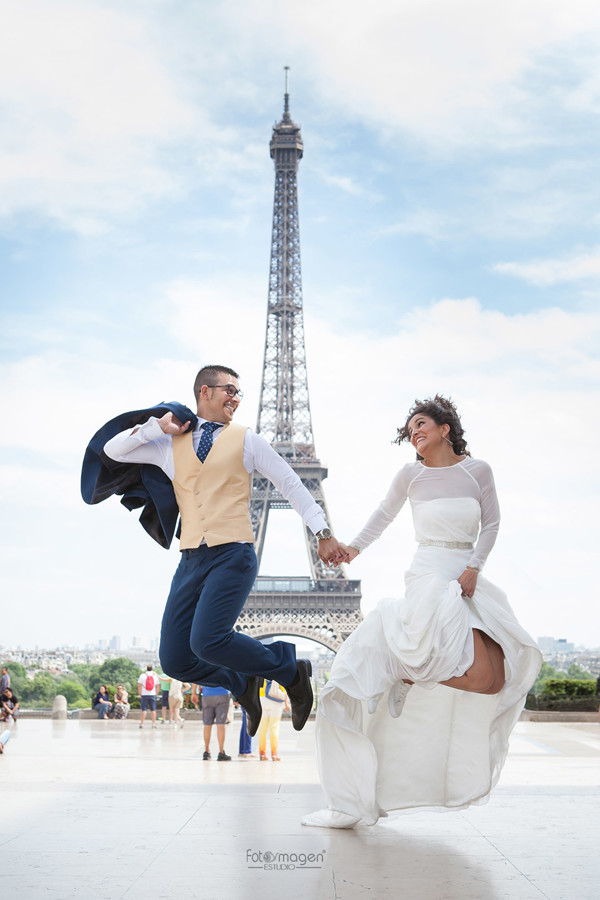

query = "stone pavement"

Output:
[[1, 717, 599, 900]]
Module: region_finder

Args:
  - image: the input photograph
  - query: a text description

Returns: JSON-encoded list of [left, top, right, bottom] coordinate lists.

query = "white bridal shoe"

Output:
[[301, 809, 360, 829], [388, 681, 413, 718], [367, 683, 413, 717]]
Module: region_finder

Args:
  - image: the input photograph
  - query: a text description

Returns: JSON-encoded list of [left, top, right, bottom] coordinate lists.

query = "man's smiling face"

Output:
[[197, 372, 242, 423]]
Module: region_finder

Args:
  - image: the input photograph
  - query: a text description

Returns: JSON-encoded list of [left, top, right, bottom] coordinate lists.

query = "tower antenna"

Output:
[[283, 65, 290, 118]]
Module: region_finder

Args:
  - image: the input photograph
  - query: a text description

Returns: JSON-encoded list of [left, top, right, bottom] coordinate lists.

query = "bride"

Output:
[[303, 395, 541, 829]]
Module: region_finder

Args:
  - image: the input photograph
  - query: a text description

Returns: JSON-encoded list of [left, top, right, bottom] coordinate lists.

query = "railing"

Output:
[[251, 577, 361, 594]]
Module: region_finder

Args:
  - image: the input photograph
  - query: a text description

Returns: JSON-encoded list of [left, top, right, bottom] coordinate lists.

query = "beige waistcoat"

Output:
[[172, 423, 254, 549]]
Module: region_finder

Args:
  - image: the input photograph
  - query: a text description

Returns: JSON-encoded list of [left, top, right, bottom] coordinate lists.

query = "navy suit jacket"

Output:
[[81, 402, 198, 549]]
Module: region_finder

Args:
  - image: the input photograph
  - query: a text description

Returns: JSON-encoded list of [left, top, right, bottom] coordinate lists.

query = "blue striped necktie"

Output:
[[196, 422, 220, 463]]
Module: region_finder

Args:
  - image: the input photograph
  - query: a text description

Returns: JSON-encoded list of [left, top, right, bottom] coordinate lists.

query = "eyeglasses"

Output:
[[207, 383, 244, 400]]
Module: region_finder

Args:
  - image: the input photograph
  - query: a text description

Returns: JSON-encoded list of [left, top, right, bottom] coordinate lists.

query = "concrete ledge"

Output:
[[520, 709, 598, 722], [19, 707, 320, 721], [15, 708, 597, 722]]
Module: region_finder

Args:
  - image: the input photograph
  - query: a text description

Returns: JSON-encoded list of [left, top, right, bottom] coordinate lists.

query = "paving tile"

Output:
[[0, 876, 132, 900]]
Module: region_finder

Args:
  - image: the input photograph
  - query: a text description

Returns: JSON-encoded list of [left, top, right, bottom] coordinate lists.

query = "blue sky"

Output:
[[1, 0, 599, 650]]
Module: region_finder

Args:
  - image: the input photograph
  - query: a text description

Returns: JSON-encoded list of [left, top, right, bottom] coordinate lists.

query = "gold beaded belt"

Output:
[[418, 540, 474, 550]]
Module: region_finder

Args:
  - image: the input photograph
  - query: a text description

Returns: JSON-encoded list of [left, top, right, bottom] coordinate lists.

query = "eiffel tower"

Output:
[[235, 70, 362, 653]]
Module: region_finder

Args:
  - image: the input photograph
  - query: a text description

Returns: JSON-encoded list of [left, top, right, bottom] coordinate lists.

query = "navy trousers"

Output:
[[159, 543, 297, 698], [239, 710, 252, 754]]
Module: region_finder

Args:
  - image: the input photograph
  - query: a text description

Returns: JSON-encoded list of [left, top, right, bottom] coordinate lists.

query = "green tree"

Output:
[[69, 664, 102, 692], [3, 662, 27, 695], [4, 661, 27, 679], [532, 661, 560, 693], [98, 658, 141, 692], [69, 664, 97, 689], [56, 679, 90, 706], [567, 663, 591, 680], [20, 672, 58, 706]]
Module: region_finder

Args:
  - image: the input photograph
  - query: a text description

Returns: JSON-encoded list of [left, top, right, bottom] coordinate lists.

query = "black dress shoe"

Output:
[[286, 659, 313, 731], [235, 676, 264, 737]]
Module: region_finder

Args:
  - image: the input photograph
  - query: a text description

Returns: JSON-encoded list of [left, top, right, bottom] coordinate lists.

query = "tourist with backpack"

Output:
[[137, 665, 160, 729]]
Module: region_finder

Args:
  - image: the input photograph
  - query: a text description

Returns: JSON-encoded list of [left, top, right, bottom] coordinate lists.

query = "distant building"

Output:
[[538, 636, 574, 654]]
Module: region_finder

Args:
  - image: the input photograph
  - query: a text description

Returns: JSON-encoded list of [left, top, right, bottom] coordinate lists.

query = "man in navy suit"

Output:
[[87, 364, 347, 735]]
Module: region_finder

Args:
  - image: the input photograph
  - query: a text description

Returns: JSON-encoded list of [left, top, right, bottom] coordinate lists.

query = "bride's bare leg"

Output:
[[479, 630, 506, 694], [440, 629, 505, 695]]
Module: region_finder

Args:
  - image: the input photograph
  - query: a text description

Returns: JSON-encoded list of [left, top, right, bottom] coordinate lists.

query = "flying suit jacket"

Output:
[[81, 402, 198, 549]]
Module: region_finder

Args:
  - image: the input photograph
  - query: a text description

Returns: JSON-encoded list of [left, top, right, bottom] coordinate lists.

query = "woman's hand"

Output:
[[458, 567, 478, 598], [339, 543, 360, 564]]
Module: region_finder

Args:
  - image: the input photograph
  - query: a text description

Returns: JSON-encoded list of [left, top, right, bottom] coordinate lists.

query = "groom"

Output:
[[101, 364, 347, 736]]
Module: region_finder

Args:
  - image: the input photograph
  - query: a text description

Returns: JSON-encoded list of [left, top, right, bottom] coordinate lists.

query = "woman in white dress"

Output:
[[302, 396, 541, 829]]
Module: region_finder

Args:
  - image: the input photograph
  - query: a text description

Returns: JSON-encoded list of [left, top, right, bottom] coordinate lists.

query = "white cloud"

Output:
[[492, 246, 600, 285], [242, 0, 600, 150], [4, 0, 600, 240], [0, 1, 199, 230]]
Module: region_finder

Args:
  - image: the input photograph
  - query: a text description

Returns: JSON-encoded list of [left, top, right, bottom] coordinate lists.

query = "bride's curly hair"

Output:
[[394, 395, 470, 460]]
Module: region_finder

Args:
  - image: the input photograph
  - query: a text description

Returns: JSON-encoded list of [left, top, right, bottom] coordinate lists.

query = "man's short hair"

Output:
[[194, 365, 240, 402], [146, 665, 153, 671]]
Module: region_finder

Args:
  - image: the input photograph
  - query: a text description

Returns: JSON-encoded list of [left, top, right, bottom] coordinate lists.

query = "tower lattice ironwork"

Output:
[[236, 70, 362, 653]]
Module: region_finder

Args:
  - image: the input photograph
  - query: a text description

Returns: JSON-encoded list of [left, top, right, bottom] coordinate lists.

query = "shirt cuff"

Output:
[[308, 514, 328, 536], [131, 417, 164, 442]]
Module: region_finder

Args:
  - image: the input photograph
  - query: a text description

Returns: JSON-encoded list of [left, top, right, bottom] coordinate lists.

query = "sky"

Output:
[[1, 0, 599, 651]]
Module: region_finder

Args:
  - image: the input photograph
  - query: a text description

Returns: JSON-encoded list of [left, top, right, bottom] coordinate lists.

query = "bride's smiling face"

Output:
[[408, 414, 446, 455]]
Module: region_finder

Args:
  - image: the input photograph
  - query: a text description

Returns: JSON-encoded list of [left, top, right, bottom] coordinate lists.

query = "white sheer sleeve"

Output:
[[467, 459, 501, 570], [350, 465, 414, 552]]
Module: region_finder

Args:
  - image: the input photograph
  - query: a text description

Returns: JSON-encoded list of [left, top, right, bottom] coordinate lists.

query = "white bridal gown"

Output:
[[303, 457, 541, 828]]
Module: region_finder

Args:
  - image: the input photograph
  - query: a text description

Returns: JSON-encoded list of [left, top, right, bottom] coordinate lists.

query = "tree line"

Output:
[[2, 658, 144, 708], [528, 661, 598, 711]]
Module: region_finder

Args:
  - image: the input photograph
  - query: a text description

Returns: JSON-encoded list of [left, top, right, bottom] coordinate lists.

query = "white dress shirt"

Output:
[[103, 417, 328, 536]]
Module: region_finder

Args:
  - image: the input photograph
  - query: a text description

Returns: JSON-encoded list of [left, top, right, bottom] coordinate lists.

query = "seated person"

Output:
[[113, 685, 130, 719], [0, 688, 19, 722], [92, 684, 112, 719]]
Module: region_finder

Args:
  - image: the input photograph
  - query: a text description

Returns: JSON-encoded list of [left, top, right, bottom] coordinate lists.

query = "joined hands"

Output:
[[317, 540, 360, 568]]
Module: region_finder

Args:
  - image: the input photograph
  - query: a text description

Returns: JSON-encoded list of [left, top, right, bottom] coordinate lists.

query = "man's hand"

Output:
[[317, 537, 350, 567], [158, 412, 191, 435]]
